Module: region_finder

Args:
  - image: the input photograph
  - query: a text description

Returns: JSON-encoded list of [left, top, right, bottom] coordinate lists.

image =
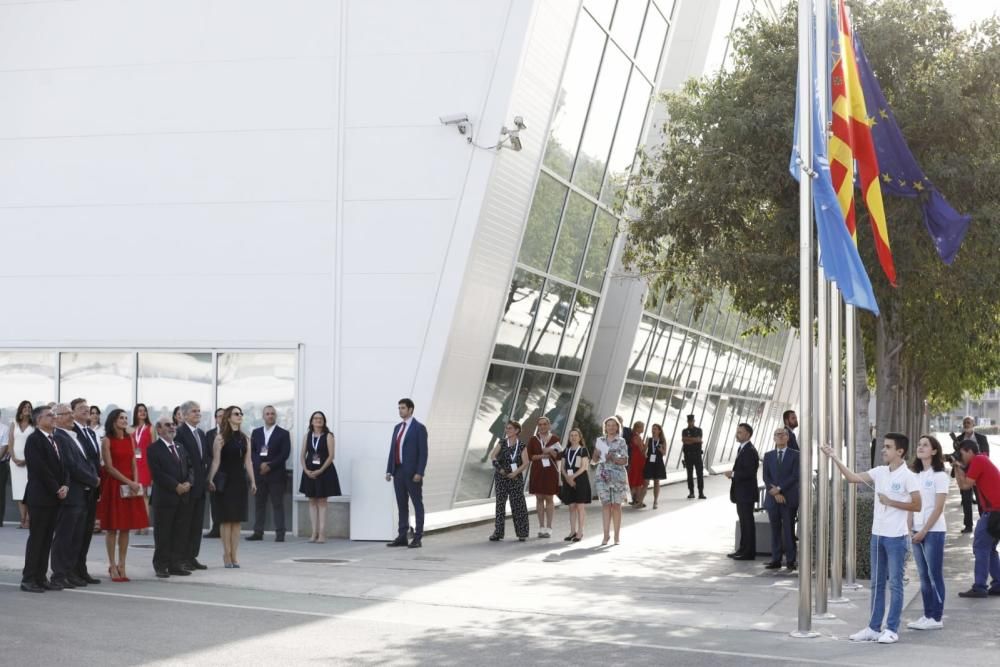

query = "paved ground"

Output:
[[0, 475, 998, 666]]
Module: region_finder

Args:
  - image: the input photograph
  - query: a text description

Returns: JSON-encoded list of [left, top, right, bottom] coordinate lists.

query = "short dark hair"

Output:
[[738, 422, 753, 437], [782, 410, 795, 423], [31, 405, 51, 422], [507, 420, 521, 433], [70, 397, 88, 410], [398, 398, 415, 410], [686, 414, 695, 420], [884, 432, 909, 455], [959, 439, 980, 456]]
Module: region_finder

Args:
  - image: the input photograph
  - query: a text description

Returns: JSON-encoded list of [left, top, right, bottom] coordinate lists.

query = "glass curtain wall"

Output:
[[616, 288, 787, 471], [456, 0, 673, 503]]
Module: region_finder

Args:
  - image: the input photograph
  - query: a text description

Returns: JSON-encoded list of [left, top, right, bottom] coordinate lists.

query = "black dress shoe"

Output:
[[155, 569, 170, 578], [488, 534, 503, 542], [961, 527, 973, 534], [699, 494, 707, 499], [181, 563, 195, 572], [726, 552, 741, 559], [386, 538, 408, 547], [989, 588, 1000, 596], [246, 533, 264, 541], [786, 562, 797, 571], [190, 559, 207, 570], [44, 580, 65, 591], [79, 573, 100, 584], [687, 493, 695, 499], [20, 582, 44, 593], [764, 561, 782, 569], [408, 539, 422, 549], [168, 567, 191, 576], [205, 530, 220, 538], [733, 555, 756, 561], [959, 588, 988, 598], [275, 534, 285, 543], [66, 575, 88, 587]]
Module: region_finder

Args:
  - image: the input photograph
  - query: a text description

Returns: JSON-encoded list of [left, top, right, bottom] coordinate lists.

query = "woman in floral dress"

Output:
[[592, 416, 629, 545]]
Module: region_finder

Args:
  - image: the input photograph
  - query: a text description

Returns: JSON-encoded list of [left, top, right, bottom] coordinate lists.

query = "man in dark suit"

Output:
[[148, 417, 193, 578], [51, 403, 99, 589], [70, 398, 103, 583], [725, 422, 760, 561], [385, 398, 428, 549], [247, 405, 291, 542], [954, 416, 990, 533], [783, 410, 799, 452], [762, 428, 800, 571], [174, 400, 209, 569], [21, 406, 67, 593], [204, 407, 224, 538]]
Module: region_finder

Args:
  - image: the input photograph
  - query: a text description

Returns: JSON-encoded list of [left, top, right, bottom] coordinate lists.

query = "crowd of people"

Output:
[[2, 398, 349, 592]]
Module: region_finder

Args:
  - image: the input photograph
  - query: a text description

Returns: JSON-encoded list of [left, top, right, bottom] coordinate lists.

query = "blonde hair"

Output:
[[568, 428, 584, 445], [603, 416, 621, 437]]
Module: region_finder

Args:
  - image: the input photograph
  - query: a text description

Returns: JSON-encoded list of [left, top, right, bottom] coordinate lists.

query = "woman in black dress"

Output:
[[643, 423, 668, 509], [207, 406, 257, 568], [559, 428, 591, 541], [299, 411, 341, 543]]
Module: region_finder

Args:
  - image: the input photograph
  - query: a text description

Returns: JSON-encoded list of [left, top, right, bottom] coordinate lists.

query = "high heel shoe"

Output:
[[109, 565, 125, 583], [564, 533, 575, 541], [119, 565, 130, 582], [571, 534, 582, 542]]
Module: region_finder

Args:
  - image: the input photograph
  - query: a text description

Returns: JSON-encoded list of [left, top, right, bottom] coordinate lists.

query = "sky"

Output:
[[943, 0, 1000, 27]]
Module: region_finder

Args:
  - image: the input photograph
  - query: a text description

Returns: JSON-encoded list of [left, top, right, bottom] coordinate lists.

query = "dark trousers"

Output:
[[153, 500, 191, 571], [51, 502, 86, 582], [0, 461, 9, 526], [75, 489, 98, 577], [736, 501, 756, 556], [393, 472, 424, 539], [22, 504, 57, 585], [962, 488, 981, 529], [186, 494, 206, 561], [684, 451, 704, 495], [253, 476, 286, 535], [766, 503, 797, 564], [493, 475, 529, 539]]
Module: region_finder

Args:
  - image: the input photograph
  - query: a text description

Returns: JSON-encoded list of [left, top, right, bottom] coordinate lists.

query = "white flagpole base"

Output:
[[791, 630, 821, 638]]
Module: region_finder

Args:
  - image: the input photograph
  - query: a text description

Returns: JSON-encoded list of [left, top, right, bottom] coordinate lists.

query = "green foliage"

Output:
[[572, 398, 604, 455], [623, 0, 1000, 413]]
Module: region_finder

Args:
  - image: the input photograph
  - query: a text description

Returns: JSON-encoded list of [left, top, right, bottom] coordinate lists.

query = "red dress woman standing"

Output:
[[627, 421, 647, 507], [96, 408, 148, 581], [527, 416, 562, 538], [129, 403, 154, 535]]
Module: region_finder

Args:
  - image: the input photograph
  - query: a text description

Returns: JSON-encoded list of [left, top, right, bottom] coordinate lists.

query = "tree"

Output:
[[623, 0, 1000, 452]]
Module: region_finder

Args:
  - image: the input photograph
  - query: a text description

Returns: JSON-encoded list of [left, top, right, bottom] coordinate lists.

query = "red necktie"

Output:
[[48, 435, 60, 459], [394, 423, 405, 465]]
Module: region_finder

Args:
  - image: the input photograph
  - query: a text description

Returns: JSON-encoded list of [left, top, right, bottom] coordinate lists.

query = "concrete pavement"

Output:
[[0, 474, 997, 666]]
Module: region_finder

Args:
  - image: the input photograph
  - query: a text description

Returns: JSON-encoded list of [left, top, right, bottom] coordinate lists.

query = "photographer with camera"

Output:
[[950, 417, 990, 534], [952, 439, 1000, 598]]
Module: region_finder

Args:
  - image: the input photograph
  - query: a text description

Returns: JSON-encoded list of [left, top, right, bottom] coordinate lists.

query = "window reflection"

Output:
[[634, 384, 656, 429], [216, 352, 296, 435], [457, 364, 520, 503], [60, 352, 134, 415], [616, 381, 640, 424], [626, 315, 657, 381], [517, 369, 554, 439], [551, 193, 596, 283], [635, 2, 667, 76], [517, 173, 568, 272], [0, 352, 55, 417], [558, 290, 597, 372], [543, 15, 606, 178], [610, 0, 648, 56], [580, 210, 618, 291], [584, 0, 616, 26], [645, 323, 671, 383], [601, 72, 651, 206], [137, 352, 213, 423], [527, 281, 576, 368], [572, 41, 631, 196], [545, 374, 578, 439], [493, 270, 544, 363]]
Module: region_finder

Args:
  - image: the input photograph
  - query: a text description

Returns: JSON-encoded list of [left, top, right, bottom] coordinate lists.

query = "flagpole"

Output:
[[792, 0, 818, 639], [844, 303, 862, 589], [830, 283, 847, 603]]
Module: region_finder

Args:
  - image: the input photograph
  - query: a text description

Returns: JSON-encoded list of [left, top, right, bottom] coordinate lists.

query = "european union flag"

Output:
[[853, 34, 972, 265]]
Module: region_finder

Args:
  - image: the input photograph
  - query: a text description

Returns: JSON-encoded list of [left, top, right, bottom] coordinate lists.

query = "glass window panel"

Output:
[[673, 296, 694, 327], [515, 369, 555, 440], [493, 269, 544, 363], [626, 315, 657, 381], [663, 389, 685, 468], [137, 352, 213, 424], [216, 352, 296, 435], [0, 351, 56, 417], [635, 2, 667, 76], [558, 290, 597, 371], [616, 382, 641, 425], [59, 352, 134, 415], [572, 42, 631, 196], [580, 210, 618, 291], [610, 0, 648, 56], [645, 323, 671, 383], [543, 15, 606, 178], [457, 364, 521, 502], [649, 385, 670, 432], [698, 394, 721, 466], [674, 332, 701, 391], [661, 328, 687, 387], [517, 173, 569, 272], [526, 281, 575, 368], [544, 374, 578, 440], [551, 193, 597, 283], [585, 0, 616, 26], [711, 347, 734, 393], [634, 384, 656, 430], [601, 68, 652, 206]]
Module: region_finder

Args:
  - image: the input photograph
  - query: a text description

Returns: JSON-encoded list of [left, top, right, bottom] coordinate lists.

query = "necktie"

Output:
[[169, 443, 179, 460], [778, 449, 784, 467], [48, 435, 60, 459], [394, 423, 405, 465]]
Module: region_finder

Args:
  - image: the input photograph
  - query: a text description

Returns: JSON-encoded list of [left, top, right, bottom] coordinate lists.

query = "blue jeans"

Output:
[[869, 534, 907, 633], [912, 530, 945, 621], [972, 512, 1000, 592]]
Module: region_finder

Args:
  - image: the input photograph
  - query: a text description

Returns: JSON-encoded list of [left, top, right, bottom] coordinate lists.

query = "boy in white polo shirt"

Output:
[[821, 433, 921, 644]]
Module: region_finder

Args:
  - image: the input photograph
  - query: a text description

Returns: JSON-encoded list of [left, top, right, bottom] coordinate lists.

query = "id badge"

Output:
[[135, 448, 142, 459], [541, 458, 551, 468], [649, 455, 656, 463], [260, 447, 269, 457], [312, 456, 321, 466]]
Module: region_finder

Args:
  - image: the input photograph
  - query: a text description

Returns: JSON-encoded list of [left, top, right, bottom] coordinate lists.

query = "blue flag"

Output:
[[853, 34, 972, 265], [790, 3, 880, 315]]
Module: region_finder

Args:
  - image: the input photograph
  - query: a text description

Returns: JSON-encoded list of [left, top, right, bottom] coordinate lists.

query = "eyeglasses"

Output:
[[54, 412, 71, 417]]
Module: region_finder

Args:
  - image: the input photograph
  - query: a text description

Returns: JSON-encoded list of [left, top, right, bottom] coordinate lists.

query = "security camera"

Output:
[[439, 113, 471, 135]]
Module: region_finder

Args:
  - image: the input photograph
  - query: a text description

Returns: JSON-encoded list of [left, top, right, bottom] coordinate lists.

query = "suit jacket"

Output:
[[24, 429, 67, 507], [251, 425, 291, 482], [148, 438, 193, 508], [730, 441, 760, 504], [762, 447, 800, 509], [73, 422, 103, 498], [175, 422, 210, 499], [956, 432, 991, 457], [53, 429, 100, 507], [386, 419, 428, 477]]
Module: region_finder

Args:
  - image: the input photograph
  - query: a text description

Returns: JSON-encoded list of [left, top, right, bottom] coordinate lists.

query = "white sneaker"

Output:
[[921, 619, 943, 630], [906, 616, 928, 630], [877, 629, 899, 644], [849, 627, 881, 642]]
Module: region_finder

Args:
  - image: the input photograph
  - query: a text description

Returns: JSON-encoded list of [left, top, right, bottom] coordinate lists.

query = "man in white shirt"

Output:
[[822, 433, 920, 644]]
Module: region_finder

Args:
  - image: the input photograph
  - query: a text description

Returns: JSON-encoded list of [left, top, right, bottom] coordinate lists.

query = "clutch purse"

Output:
[[119, 484, 136, 498]]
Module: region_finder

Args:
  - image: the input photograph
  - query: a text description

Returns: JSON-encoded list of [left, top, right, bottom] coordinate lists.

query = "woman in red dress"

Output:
[[96, 409, 149, 582], [527, 416, 562, 538], [129, 403, 154, 535], [628, 421, 647, 507]]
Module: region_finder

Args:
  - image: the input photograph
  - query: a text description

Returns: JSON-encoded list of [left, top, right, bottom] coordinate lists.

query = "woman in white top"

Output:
[[907, 434, 949, 631], [8, 400, 35, 528]]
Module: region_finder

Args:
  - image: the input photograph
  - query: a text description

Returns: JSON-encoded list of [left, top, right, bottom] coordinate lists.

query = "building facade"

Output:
[[1, 0, 796, 533]]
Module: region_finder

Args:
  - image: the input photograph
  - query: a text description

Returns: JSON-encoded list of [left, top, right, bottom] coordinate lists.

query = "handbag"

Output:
[[119, 484, 136, 499], [213, 471, 227, 494]]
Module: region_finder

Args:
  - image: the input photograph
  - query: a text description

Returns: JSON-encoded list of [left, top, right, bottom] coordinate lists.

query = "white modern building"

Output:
[[0, 0, 798, 535]]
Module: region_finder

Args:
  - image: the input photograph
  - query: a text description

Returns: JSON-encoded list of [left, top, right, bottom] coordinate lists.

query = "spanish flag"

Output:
[[828, 0, 896, 286]]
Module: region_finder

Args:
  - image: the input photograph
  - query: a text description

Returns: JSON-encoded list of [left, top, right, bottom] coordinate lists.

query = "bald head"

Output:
[[53, 403, 74, 429]]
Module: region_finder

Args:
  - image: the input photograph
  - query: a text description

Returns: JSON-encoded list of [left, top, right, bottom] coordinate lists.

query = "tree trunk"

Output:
[[875, 315, 903, 439], [853, 313, 872, 474]]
